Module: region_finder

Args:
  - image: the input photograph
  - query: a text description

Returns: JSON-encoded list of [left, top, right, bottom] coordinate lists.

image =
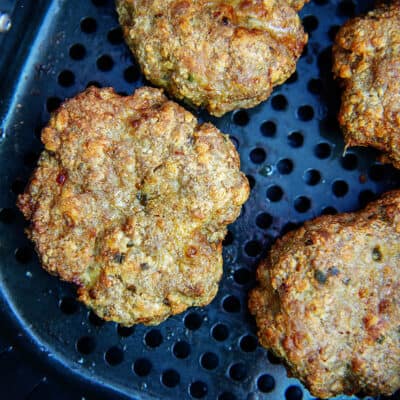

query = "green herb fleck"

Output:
[[114, 253, 125, 264], [136, 191, 148, 206], [376, 335, 385, 344], [314, 270, 327, 284], [372, 246, 383, 262]]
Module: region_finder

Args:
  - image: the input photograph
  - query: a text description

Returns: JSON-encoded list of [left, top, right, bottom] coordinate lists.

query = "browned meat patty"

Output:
[[17, 86, 249, 326], [116, 0, 308, 116], [332, 2, 400, 168], [249, 190, 400, 398]]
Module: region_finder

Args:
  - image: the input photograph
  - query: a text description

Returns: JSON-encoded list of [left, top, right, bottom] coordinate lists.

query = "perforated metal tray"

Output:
[[1, 1, 399, 399]]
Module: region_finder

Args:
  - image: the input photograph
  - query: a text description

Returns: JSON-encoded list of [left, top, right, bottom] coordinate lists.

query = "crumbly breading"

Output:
[[249, 190, 400, 398], [18, 86, 249, 326], [332, 2, 400, 167], [116, 0, 308, 116]]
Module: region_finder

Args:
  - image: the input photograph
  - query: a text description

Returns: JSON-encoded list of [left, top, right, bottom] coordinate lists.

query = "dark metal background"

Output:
[[0, 0, 399, 399]]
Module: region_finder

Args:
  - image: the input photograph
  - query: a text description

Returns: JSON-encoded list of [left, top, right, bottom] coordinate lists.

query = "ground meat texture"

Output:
[[332, 2, 400, 168], [116, 0, 308, 117], [249, 190, 400, 398], [17, 86, 249, 326]]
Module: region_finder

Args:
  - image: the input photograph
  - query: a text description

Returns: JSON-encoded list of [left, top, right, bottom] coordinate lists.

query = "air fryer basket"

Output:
[[0, 0, 399, 399]]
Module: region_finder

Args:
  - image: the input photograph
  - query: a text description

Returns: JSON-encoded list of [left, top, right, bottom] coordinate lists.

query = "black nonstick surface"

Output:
[[1, 1, 399, 399]]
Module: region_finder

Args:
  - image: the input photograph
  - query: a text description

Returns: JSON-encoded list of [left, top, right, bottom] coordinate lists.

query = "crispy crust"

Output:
[[18, 86, 249, 326], [116, 0, 308, 116], [332, 2, 400, 167], [249, 190, 400, 398]]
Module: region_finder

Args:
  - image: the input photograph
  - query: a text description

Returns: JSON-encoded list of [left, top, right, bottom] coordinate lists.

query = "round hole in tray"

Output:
[[341, 153, 358, 170], [286, 71, 298, 84], [80, 17, 97, 33], [288, 131, 304, 148], [161, 369, 180, 388], [337, 0, 356, 17], [267, 185, 283, 202], [308, 78, 323, 94], [117, 325, 134, 337], [105, 346, 124, 366], [328, 24, 341, 41], [144, 329, 163, 348], [304, 169, 321, 186], [281, 222, 300, 235], [86, 80, 101, 88], [271, 94, 288, 111], [88, 311, 105, 327], [233, 110, 250, 126], [239, 335, 257, 352], [257, 374, 275, 393], [108, 27, 123, 45], [200, 352, 219, 370], [222, 295, 241, 313], [218, 392, 237, 400], [294, 196, 311, 213], [244, 240, 262, 257], [133, 358, 152, 377], [211, 323, 229, 341], [260, 120, 276, 137], [69, 43, 86, 60], [124, 65, 140, 83], [222, 230, 234, 246], [246, 175, 255, 190], [321, 206, 338, 215], [318, 46, 332, 71], [184, 312, 203, 330], [234, 268, 251, 285], [46, 97, 62, 113], [359, 189, 376, 208], [229, 362, 247, 381], [15, 247, 32, 264], [250, 148, 266, 164], [173, 340, 190, 359], [285, 385, 303, 400], [332, 180, 349, 197], [277, 158, 293, 175], [303, 15, 319, 33], [58, 70, 75, 87], [97, 55, 114, 71], [189, 381, 208, 399], [256, 212, 272, 229], [267, 351, 281, 365], [315, 142, 331, 159], [369, 164, 385, 182], [297, 105, 314, 121], [76, 336, 96, 355]]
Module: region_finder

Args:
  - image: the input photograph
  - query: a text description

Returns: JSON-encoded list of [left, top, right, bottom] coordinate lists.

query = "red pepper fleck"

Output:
[[56, 172, 67, 185], [359, 174, 367, 184]]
